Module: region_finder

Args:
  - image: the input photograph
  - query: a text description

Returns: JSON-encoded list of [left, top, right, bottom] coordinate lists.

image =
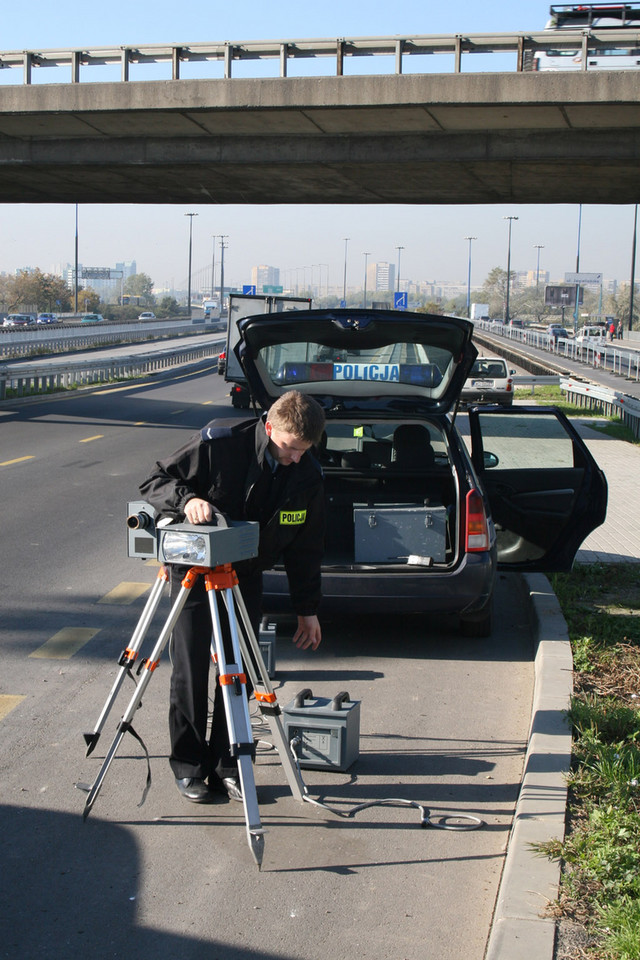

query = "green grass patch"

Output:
[[515, 383, 605, 417], [539, 563, 640, 959]]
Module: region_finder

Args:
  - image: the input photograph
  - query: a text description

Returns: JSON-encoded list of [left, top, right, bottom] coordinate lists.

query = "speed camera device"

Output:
[[126, 500, 259, 566]]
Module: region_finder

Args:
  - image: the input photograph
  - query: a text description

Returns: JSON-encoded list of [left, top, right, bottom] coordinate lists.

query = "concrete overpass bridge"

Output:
[[0, 31, 639, 205]]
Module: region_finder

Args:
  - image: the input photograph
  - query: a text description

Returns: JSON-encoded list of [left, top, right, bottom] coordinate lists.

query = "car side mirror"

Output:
[[510, 369, 516, 375], [483, 451, 499, 469]]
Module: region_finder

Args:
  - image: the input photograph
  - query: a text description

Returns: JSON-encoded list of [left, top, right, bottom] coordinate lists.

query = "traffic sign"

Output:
[[262, 285, 284, 294], [564, 272, 602, 284], [394, 292, 408, 311], [243, 285, 257, 295]]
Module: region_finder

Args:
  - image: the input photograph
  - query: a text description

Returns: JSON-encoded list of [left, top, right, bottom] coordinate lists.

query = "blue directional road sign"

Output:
[[243, 285, 257, 295], [394, 292, 408, 311]]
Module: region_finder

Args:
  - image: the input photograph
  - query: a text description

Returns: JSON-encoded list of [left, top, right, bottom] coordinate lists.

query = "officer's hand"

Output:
[[293, 615, 321, 650], [184, 498, 214, 524]]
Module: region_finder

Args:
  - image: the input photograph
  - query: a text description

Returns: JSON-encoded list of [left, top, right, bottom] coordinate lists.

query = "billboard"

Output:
[[544, 285, 583, 307]]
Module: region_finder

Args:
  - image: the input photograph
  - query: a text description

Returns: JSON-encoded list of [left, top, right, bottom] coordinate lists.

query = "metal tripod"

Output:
[[79, 562, 307, 868]]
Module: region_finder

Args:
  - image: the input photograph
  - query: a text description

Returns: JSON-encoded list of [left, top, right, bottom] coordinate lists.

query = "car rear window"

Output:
[[256, 340, 453, 398], [469, 360, 507, 378]]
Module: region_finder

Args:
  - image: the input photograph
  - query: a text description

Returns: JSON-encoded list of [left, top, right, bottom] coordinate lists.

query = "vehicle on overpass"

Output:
[[235, 307, 608, 636], [530, 3, 640, 71]]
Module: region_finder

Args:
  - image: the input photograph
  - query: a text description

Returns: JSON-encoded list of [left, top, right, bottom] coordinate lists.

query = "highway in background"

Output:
[[0, 362, 533, 960]]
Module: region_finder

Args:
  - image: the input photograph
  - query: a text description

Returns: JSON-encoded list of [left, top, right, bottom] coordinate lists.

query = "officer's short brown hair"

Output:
[[267, 391, 325, 446]]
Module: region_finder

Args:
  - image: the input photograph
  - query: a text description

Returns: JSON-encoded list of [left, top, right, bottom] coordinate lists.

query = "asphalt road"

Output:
[[0, 365, 533, 960]]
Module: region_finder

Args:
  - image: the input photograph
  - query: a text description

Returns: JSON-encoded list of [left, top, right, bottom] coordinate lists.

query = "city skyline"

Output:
[[0, 1, 637, 294]]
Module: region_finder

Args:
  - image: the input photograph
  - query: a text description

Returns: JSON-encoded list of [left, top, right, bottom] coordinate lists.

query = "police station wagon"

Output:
[[235, 308, 607, 636]]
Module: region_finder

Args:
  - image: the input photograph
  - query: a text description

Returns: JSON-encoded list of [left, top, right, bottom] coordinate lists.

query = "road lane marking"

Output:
[[0, 695, 26, 720], [93, 384, 144, 394], [98, 582, 151, 605], [79, 435, 104, 443], [1, 456, 35, 466], [29, 628, 99, 660]]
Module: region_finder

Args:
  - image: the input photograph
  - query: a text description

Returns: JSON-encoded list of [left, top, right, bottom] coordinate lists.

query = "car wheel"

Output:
[[459, 600, 493, 639]]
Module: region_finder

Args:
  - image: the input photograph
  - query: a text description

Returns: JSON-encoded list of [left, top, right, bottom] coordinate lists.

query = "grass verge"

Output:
[[540, 563, 640, 960]]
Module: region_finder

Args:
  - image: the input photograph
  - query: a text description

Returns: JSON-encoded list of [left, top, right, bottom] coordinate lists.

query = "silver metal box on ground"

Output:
[[258, 621, 276, 678], [282, 689, 360, 771], [354, 503, 447, 564]]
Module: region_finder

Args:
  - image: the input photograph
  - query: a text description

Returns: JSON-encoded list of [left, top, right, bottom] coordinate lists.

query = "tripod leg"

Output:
[[84, 567, 169, 757], [231, 584, 307, 803], [205, 571, 265, 868], [80, 570, 197, 820]]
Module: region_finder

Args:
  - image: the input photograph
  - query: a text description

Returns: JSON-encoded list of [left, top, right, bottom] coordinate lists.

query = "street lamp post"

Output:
[[574, 204, 583, 327], [320, 263, 329, 299], [630, 203, 638, 333], [211, 235, 217, 299], [464, 236, 476, 318], [534, 244, 545, 287], [503, 216, 519, 323], [395, 245, 404, 293], [74, 203, 79, 313], [363, 252, 371, 308], [218, 235, 228, 315], [185, 213, 198, 317], [342, 238, 350, 305]]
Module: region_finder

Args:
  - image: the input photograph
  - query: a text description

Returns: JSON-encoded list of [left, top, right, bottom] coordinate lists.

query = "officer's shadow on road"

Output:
[[0, 804, 300, 960]]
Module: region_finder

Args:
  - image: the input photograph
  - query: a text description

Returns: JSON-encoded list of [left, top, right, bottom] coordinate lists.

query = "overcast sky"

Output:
[[1, 0, 637, 293]]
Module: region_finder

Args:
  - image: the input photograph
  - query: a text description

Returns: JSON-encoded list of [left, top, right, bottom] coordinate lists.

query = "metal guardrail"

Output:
[[477, 320, 640, 382], [561, 376, 640, 437], [0, 318, 213, 360], [1, 29, 639, 83], [0, 340, 223, 400]]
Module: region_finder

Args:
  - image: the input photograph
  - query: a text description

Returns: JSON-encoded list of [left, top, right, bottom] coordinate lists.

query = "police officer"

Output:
[[140, 390, 326, 803]]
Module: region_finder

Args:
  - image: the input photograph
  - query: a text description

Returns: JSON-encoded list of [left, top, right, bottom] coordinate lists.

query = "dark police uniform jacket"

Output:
[[139, 415, 324, 616]]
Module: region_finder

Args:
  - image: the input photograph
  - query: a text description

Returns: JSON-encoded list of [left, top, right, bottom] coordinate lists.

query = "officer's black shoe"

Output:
[[175, 777, 212, 803], [221, 776, 243, 802]]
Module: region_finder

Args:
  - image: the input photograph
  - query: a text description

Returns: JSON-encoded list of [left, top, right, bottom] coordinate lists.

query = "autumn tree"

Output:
[[5, 269, 72, 313], [124, 273, 155, 305]]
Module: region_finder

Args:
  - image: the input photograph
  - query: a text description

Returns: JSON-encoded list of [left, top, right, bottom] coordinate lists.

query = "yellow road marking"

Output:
[[0, 695, 26, 721], [0, 455, 35, 466], [30, 627, 99, 660], [98, 582, 151, 605], [93, 384, 143, 395], [80, 435, 104, 443]]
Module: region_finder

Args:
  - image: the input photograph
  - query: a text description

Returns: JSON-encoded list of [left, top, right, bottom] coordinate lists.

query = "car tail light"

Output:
[[506, 378, 513, 393], [465, 489, 490, 552]]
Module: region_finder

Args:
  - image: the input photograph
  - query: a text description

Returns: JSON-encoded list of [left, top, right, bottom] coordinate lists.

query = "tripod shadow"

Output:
[[0, 803, 306, 960]]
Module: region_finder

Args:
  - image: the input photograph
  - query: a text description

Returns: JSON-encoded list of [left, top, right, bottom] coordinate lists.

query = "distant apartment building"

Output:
[[366, 261, 396, 292], [524, 269, 550, 287], [251, 265, 280, 291]]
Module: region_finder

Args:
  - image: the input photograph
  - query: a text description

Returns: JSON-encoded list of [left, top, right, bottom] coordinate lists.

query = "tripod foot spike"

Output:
[[250, 832, 265, 869], [83, 732, 100, 757]]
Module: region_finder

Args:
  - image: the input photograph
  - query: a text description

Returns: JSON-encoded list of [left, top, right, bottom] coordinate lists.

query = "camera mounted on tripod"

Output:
[[126, 500, 259, 567]]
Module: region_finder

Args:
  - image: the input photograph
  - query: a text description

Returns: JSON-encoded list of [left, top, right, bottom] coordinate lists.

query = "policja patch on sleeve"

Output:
[[279, 509, 307, 525]]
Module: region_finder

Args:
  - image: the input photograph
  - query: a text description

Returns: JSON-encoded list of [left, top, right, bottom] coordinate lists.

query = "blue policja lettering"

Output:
[[333, 363, 399, 382]]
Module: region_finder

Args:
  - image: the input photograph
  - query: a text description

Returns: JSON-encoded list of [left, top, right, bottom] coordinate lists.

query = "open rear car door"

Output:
[[468, 406, 607, 572]]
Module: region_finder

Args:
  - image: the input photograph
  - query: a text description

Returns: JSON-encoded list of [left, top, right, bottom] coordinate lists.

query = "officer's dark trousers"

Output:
[[168, 567, 262, 782]]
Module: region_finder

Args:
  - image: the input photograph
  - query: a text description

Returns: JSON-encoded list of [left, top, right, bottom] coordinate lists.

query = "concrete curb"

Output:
[[485, 573, 574, 960]]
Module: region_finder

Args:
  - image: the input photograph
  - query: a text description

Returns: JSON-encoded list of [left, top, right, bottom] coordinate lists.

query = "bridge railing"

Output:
[[0, 338, 224, 400], [1, 29, 639, 83]]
